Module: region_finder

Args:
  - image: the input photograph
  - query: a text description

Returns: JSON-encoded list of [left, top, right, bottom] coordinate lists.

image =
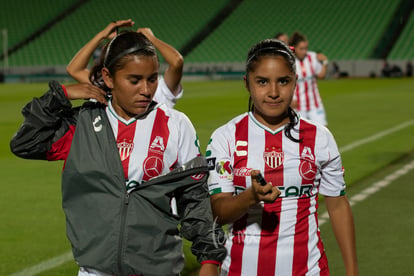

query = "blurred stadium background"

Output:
[[1, 1, 414, 275], [0, 0, 413, 82]]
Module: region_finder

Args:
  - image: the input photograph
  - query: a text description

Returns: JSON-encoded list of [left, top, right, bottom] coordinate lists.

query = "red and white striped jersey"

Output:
[[106, 101, 200, 192], [206, 112, 345, 275], [294, 51, 324, 113], [153, 77, 183, 108]]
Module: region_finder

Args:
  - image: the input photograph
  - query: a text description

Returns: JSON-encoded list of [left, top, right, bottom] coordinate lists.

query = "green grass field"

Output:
[[1, 77, 414, 275]]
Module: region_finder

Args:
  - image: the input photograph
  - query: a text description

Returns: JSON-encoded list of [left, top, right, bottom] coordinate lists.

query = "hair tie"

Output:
[[104, 45, 144, 69], [247, 47, 294, 64]]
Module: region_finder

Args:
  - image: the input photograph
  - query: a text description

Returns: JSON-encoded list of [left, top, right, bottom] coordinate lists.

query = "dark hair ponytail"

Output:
[[285, 107, 301, 143]]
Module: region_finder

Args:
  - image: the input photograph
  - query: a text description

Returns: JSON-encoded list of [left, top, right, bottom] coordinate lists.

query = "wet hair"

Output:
[[289, 31, 307, 47], [90, 30, 158, 93], [245, 38, 301, 143]]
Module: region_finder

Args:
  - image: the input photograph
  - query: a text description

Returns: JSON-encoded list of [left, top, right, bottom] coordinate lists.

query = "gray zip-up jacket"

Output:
[[10, 81, 226, 276]]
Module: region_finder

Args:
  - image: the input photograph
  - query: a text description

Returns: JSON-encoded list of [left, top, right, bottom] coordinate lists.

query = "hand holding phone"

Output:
[[255, 172, 267, 186]]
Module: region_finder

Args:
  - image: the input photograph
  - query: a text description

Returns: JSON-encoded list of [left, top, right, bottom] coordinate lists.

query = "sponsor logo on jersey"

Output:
[[299, 146, 318, 180], [278, 184, 314, 198], [206, 157, 216, 170], [299, 161, 318, 180], [93, 115, 102, 132], [149, 136, 165, 153], [143, 156, 164, 179], [263, 147, 284, 169], [117, 139, 134, 161], [233, 167, 252, 177], [235, 140, 247, 156]]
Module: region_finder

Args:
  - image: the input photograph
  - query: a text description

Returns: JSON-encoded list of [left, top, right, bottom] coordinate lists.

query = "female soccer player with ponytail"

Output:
[[206, 38, 358, 275], [11, 30, 225, 276]]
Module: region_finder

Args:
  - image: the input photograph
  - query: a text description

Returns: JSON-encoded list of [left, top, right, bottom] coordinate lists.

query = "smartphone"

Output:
[[255, 172, 267, 186]]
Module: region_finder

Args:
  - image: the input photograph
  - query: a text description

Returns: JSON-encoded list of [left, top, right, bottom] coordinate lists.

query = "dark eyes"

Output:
[[256, 78, 290, 85], [279, 78, 290, 85]]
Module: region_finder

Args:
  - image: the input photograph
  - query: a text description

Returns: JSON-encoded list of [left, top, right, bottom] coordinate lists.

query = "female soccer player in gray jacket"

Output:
[[10, 30, 225, 276]]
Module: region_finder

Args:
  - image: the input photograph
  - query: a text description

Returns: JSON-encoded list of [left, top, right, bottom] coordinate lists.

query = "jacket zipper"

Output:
[[117, 192, 129, 276]]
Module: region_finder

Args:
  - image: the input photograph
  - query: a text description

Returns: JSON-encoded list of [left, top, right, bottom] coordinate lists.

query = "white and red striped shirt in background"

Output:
[[294, 51, 327, 126], [207, 112, 345, 276]]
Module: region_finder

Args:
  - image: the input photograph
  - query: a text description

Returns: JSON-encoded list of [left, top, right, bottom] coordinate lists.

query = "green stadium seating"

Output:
[[388, 10, 414, 60], [0, 0, 75, 48], [1, 0, 412, 68], [1, 0, 228, 66], [185, 0, 400, 63]]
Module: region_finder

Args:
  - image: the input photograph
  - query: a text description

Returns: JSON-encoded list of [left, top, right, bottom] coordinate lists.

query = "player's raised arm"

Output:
[[66, 19, 134, 83], [137, 28, 183, 96]]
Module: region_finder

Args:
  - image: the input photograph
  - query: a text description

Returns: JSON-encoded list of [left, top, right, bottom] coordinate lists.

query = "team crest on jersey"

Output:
[[143, 156, 164, 179], [263, 147, 284, 169], [117, 139, 134, 161], [299, 146, 318, 180], [149, 136, 165, 154]]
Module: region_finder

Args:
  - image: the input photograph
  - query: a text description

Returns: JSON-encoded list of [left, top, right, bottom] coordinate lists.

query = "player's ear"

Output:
[[102, 67, 114, 89], [244, 75, 250, 91]]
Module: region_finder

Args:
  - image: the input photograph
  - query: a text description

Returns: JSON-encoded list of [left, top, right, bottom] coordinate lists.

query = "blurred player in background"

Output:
[[11, 30, 225, 276], [206, 38, 358, 275], [289, 31, 329, 126], [274, 32, 289, 45], [67, 19, 184, 108]]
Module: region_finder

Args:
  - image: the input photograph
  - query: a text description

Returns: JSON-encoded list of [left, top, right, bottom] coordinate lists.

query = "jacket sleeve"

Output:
[[176, 176, 227, 264], [10, 80, 77, 160]]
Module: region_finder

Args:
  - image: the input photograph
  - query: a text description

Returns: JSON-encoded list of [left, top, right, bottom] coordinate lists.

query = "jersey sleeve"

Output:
[[10, 80, 77, 161], [205, 125, 235, 195], [311, 51, 323, 75], [317, 127, 346, 196], [175, 111, 201, 164], [153, 77, 183, 108]]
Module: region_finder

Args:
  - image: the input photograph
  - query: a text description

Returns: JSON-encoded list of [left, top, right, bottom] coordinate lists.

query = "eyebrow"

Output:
[[126, 72, 158, 79]]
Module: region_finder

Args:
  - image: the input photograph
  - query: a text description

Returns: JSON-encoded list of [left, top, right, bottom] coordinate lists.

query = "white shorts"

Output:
[[296, 107, 327, 126]]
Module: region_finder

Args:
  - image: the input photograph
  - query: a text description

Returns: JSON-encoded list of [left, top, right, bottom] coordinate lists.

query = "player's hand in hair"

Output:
[[100, 19, 135, 40]]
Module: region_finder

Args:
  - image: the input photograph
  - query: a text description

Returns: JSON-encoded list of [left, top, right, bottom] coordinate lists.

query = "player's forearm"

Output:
[[211, 188, 258, 225], [67, 34, 104, 83], [149, 36, 183, 70], [326, 196, 359, 275]]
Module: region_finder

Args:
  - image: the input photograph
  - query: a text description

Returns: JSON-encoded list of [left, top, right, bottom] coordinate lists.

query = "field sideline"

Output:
[[1, 78, 414, 275]]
